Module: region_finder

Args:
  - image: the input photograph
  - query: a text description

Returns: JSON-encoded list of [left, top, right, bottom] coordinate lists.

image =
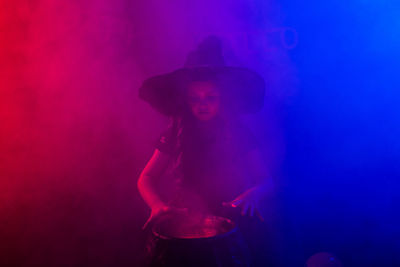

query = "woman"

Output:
[[138, 36, 273, 266], [138, 78, 271, 226]]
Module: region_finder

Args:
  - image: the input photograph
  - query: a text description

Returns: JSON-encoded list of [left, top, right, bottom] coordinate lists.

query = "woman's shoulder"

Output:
[[155, 119, 182, 155]]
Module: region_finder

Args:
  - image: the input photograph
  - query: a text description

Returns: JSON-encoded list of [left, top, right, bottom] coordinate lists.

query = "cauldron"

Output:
[[146, 213, 251, 266]]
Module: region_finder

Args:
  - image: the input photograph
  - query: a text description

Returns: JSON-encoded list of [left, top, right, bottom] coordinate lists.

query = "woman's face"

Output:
[[187, 81, 220, 121]]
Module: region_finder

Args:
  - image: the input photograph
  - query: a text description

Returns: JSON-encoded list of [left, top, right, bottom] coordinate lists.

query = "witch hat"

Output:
[[139, 36, 265, 116]]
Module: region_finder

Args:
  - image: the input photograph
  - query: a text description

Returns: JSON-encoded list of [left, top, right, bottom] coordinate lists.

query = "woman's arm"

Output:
[[137, 149, 174, 228], [224, 148, 273, 219], [138, 149, 171, 208]]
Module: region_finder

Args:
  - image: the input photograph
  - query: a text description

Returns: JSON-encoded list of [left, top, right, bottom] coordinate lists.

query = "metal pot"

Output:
[[147, 213, 251, 266]]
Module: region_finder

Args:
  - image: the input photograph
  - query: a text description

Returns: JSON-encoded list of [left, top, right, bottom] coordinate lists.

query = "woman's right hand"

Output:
[[142, 204, 188, 230]]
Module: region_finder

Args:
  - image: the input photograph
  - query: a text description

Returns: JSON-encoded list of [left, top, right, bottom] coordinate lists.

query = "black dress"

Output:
[[146, 117, 270, 266]]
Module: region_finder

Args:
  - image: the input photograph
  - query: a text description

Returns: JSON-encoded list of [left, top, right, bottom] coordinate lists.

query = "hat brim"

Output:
[[139, 66, 265, 116]]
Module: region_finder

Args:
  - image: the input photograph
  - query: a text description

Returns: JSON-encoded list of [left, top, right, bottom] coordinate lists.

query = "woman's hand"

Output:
[[223, 185, 268, 221], [142, 204, 188, 230]]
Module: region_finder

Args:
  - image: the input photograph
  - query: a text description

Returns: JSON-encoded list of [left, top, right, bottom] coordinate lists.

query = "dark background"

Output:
[[1, 0, 399, 266]]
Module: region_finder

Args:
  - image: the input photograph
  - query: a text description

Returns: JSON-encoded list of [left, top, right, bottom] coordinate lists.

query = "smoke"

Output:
[[0, 0, 294, 265]]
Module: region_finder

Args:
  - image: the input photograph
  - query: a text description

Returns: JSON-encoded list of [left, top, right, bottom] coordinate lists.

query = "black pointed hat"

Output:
[[139, 36, 265, 116]]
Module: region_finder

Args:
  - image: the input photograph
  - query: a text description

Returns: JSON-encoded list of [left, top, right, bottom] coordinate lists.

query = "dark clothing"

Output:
[[155, 117, 258, 156], [149, 117, 274, 266], [155, 117, 259, 215]]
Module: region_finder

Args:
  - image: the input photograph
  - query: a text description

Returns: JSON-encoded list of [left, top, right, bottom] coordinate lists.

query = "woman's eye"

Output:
[[207, 96, 219, 102], [189, 95, 219, 104]]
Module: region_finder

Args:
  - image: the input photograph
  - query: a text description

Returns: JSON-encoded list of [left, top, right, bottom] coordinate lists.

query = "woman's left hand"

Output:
[[223, 185, 268, 221]]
